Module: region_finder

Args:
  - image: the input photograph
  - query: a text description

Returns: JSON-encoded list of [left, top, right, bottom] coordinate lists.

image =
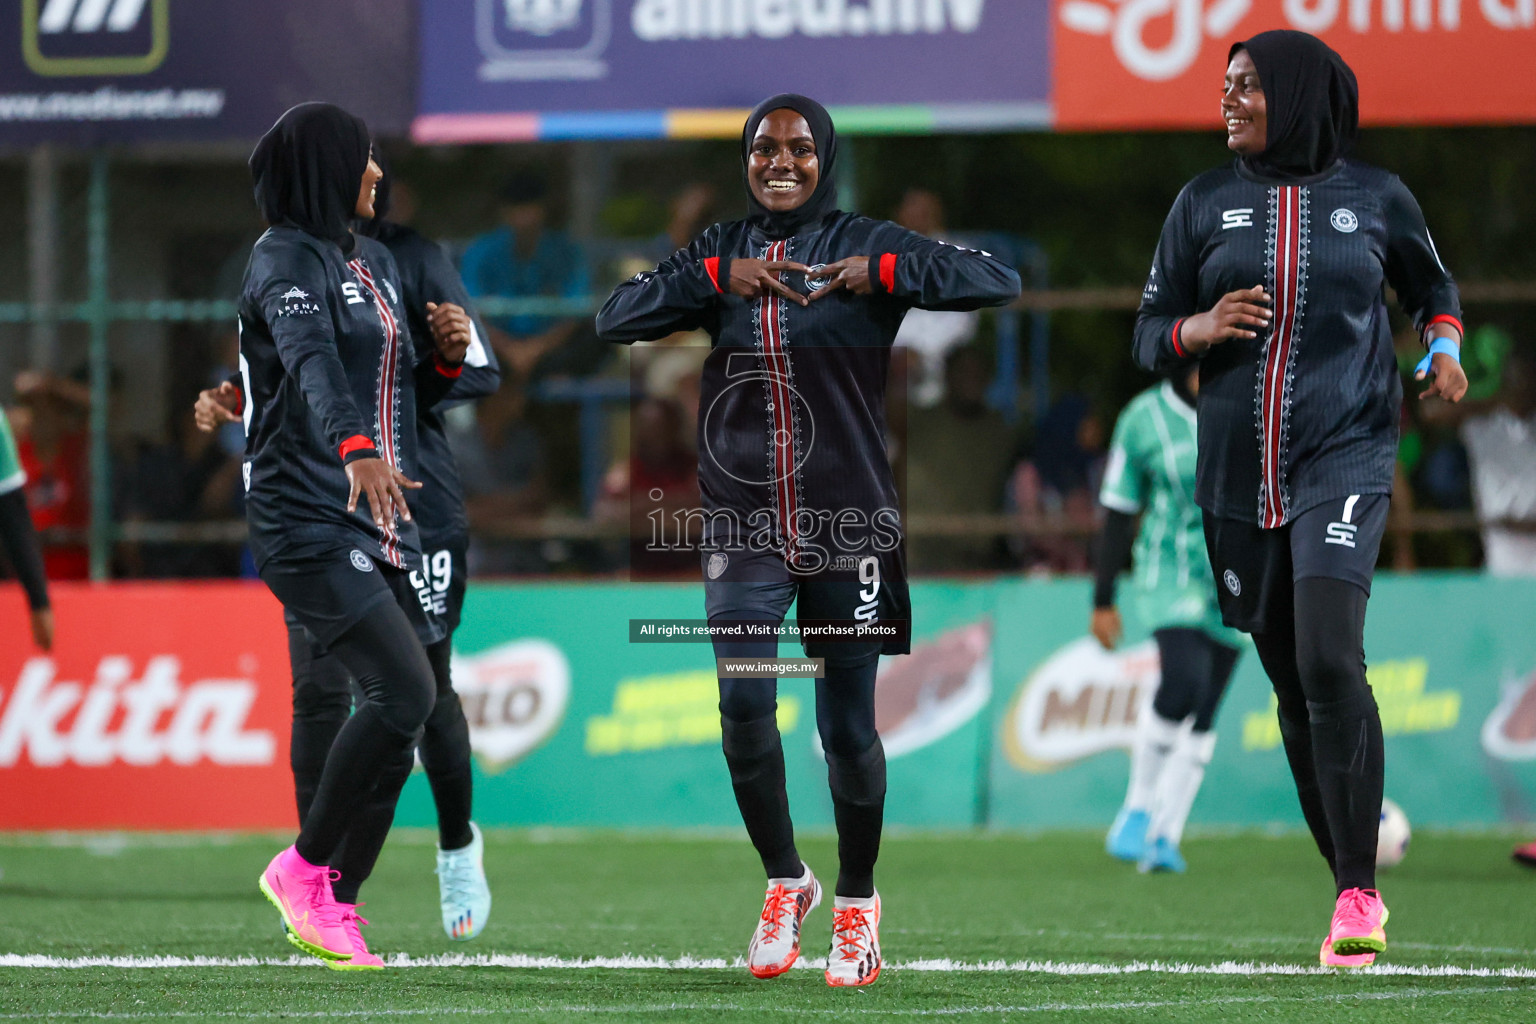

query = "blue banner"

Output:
[[415, 0, 1052, 141], [0, 0, 415, 145]]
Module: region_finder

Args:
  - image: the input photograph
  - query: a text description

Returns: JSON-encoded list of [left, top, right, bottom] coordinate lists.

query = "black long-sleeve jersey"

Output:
[[597, 212, 1020, 570], [1133, 160, 1461, 528], [239, 226, 457, 570], [370, 222, 501, 552]]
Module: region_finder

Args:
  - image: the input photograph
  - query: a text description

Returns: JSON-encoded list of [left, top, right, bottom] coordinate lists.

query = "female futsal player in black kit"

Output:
[[598, 95, 1019, 986], [201, 160, 499, 951], [243, 103, 470, 966], [1133, 32, 1466, 967]]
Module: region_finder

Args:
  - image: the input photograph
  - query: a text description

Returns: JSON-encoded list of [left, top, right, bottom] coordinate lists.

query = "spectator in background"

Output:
[[1010, 394, 1105, 573], [447, 382, 549, 575], [904, 346, 1017, 573], [594, 395, 699, 579], [1459, 344, 1536, 575], [889, 188, 982, 408], [115, 403, 242, 578], [10, 370, 92, 580], [461, 170, 591, 381]]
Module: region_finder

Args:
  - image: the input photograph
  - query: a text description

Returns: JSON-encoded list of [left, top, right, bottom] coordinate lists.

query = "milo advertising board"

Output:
[[392, 582, 996, 830], [389, 574, 1536, 833]]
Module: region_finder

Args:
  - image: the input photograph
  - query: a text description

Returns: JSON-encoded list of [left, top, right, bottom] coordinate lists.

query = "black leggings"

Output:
[[293, 601, 437, 868], [1151, 628, 1242, 732], [290, 625, 472, 901], [1250, 576, 1382, 894], [716, 631, 885, 897]]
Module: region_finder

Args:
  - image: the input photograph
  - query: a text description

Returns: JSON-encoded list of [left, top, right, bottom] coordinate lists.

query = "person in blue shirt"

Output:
[[460, 171, 590, 379]]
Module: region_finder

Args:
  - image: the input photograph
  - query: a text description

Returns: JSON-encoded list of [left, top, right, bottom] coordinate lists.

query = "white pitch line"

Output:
[[0, 986, 1529, 1019], [3, 953, 1536, 978]]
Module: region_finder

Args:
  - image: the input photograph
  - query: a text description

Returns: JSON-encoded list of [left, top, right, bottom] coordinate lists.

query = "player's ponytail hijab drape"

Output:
[[250, 102, 371, 253], [740, 93, 842, 239], [1230, 31, 1358, 181]]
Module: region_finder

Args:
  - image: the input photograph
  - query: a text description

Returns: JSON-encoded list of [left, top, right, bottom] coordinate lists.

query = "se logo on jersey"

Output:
[[1222, 208, 1254, 230]]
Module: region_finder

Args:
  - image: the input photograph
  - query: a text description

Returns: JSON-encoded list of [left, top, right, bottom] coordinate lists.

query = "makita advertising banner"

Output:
[[416, 0, 1536, 140], [0, 0, 415, 145], [0, 583, 293, 829], [5, 576, 1535, 831], [413, 0, 1053, 141]]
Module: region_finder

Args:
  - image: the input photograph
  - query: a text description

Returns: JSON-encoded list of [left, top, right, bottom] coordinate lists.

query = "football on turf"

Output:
[[1377, 798, 1411, 868]]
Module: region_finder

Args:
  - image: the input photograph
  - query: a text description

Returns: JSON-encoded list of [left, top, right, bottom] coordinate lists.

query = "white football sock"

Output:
[[1150, 729, 1217, 847], [1124, 711, 1183, 812]]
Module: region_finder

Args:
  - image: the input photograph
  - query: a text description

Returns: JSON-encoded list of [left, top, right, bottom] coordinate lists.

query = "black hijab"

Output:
[[740, 93, 841, 239], [250, 102, 371, 252], [1230, 31, 1358, 181]]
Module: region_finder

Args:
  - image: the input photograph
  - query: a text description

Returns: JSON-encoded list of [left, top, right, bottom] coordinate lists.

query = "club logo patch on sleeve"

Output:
[[707, 552, 729, 579], [276, 284, 321, 317], [1223, 569, 1241, 596]]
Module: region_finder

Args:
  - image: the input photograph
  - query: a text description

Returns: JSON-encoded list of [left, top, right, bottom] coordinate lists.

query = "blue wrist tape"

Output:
[[1415, 337, 1460, 377]]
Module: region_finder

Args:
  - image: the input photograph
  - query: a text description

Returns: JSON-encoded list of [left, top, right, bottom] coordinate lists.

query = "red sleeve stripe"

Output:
[[1425, 314, 1464, 339], [878, 253, 897, 293], [703, 257, 724, 293], [1171, 318, 1188, 358], [339, 435, 376, 460], [434, 351, 464, 378]]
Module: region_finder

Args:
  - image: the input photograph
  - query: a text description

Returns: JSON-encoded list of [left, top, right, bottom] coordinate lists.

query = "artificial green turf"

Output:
[[1, 830, 1534, 1022]]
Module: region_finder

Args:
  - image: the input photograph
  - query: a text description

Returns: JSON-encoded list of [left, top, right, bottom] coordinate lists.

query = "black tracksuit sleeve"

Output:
[[259, 247, 375, 460], [1133, 185, 1203, 374], [595, 228, 723, 343], [872, 231, 1021, 310], [0, 489, 48, 610], [1381, 177, 1462, 339], [413, 237, 502, 403], [1092, 508, 1137, 610]]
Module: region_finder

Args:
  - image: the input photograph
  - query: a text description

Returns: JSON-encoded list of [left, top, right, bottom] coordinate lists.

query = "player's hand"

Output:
[[345, 456, 422, 528], [727, 259, 811, 307], [193, 382, 241, 433], [1090, 607, 1122, 651], [30, 607, 54, 652], [1416, 349, 1468, 403], [1179, 286, 1272, 352], [806, 256, 875, 301], [426, 302, 472, 366]]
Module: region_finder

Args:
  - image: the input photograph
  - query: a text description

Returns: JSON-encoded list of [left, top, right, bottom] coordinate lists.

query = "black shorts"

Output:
[[261, 543, 445, 650], [702, 547, 911, 663], [1204, 493, 1389, 634], [418, 536, 469, 635]]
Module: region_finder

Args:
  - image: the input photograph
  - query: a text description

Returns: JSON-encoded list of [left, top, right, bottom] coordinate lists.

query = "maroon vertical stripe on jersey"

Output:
[[1260, 187, 1301, 529], [757, 239, 800, 566], [349, 258, 405, 568]]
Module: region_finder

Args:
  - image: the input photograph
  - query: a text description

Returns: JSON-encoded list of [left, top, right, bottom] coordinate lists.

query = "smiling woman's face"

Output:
[[748, 108, 819, 212], [1222, 49, 1266, 156]]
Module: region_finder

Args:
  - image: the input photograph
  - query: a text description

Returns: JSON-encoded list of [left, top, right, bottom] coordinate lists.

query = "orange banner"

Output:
[[0, 583, 294, 830], [1053, 0, 1536, 130]]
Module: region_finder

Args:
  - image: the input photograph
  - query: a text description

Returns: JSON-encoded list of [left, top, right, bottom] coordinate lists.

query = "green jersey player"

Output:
[[0, 402, 52, 650], [1093, 367, 1241, 873]]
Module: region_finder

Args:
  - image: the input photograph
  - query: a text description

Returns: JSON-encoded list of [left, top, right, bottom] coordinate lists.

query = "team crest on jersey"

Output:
[[382, 279, 399, 306], [804, 264, 831, 291], [707, 552, 729, 579], [1330, 209, 1359, 233], [351, 549, 375, 573], [1223, 569, 1241, 596]]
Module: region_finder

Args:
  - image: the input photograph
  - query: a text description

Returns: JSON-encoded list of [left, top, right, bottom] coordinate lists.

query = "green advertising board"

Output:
[[394, 575, 1536, 832]]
